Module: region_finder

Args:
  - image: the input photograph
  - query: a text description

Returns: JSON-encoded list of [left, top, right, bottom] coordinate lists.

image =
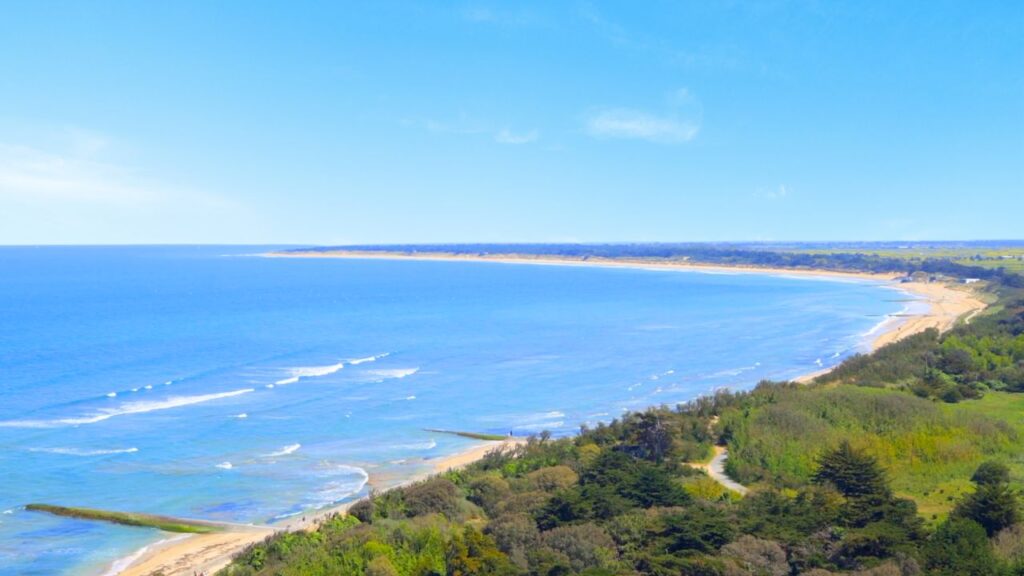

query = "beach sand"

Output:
[[264, 250, 897, 282], [113, 252, 988, 575], [116, 439, 524, 576]]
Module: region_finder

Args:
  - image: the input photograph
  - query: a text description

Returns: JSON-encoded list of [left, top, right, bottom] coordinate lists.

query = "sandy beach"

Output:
[[112, 252, 987, 575], [115, 439, 524, 576], [264, 249, 899, 282]]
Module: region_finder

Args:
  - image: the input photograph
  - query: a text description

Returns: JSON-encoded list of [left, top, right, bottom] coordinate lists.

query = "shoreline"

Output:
[[263, 249, 901, 282], [111, 253, 987, 575], [114, 439, 524, 576]]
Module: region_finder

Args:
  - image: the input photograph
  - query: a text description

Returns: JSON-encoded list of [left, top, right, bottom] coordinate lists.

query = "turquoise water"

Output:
[[0, 247, 916, 574]]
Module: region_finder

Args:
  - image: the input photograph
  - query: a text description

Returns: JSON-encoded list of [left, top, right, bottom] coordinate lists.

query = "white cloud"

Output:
[[0, 142, 160, 204], [584, 108, 698, 143], [0, 130, 234, 213], [495, 129, 539, 145], [0, 126, 265, 244]]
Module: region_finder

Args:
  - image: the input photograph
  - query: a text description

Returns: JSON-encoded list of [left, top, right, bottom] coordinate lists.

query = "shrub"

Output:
[[366, 555, 399, 576], [468, 474, 512, 516], [485, 513, 539, 569], [539, 523, 619, 573], [527, 465, 579, 492], [404, 477, 461, 519], [720, 535, 788, 576]]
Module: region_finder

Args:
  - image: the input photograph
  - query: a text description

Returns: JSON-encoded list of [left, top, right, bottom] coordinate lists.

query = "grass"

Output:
[[790, 246, 1024, 273], [25, 504, 223, 533], [423, 428, 508, 441], [722, 387, 1024, 523], [911, 392, 1024, 518]]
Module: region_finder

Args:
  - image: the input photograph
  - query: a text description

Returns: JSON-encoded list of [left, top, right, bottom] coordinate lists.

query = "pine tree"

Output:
[[812, 440, 890, 500], [954, 461, 1020, 536]]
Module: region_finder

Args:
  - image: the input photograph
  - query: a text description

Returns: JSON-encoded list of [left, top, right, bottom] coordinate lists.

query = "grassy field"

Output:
[[790, 246, 1024, 273], [721, 387, 1024, 523]]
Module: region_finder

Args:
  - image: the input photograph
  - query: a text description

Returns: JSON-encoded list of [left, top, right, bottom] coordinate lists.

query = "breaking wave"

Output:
[[276, 362, 345, 385], [349, 353, 390, 365], [30, 447, 138, 456], [264, 444, 301, 458], [367, 368, 419, 380], [0, 388, 255, 428], [308, 464, 370, 508]]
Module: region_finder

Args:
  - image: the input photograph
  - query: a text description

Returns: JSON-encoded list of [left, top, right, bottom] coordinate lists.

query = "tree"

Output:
[[527, 466, 579, 492], [468, 474, 511, 516], [634, 411, 673, 462], [812, 441, 890, 500], [720, 535, 788, 576], [539, 523, 620, 573], [924, 518, 1002, 576], [954, 462, 1020, 536], [366, 555, 400, 576], [405, 477, 461, 519], [655, 505, 736, 554], [972, 461, 1012, 486], [446, 525, 519, 576], [486, 514, 539, 569]]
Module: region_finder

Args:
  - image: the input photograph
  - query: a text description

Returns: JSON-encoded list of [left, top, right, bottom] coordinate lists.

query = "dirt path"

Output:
[[690, 445, 749, 496]]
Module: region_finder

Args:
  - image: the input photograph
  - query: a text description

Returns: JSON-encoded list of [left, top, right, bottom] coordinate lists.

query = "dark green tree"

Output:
[[812, 441, 890, 500], [924, 518, 1003, 576], [634, 411, 672, 462], [972, 461, 1013, 486], [954, 461, 1020, 536], [655, 505, 736, 554]]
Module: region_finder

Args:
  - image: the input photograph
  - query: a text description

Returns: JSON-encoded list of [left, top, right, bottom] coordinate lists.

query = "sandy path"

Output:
[[689, 446, 749, 496]]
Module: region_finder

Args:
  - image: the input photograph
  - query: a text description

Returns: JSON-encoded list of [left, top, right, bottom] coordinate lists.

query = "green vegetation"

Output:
[[719, 384, 1023, 519], [818, 295, 1024, 401], [223, 253, 1024, 575], [26, 503, 223, 534], [223, 393, 1023, 575], [425, 429, 509, 441], [792, 246, 1024, 274]]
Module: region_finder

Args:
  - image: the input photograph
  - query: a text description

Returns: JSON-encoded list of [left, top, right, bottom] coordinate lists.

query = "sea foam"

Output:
[[276, 362, 345, 385], [0, 388, 255, 428], [367, 368, 419, 380], [264, 444, 301, 458], [309, 465, 370, 507], [30, 447, 138, 456], [349, 353, 390, 365]]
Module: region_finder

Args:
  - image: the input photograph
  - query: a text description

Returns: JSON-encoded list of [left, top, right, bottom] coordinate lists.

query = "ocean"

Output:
[[0, 246, 919, 574]]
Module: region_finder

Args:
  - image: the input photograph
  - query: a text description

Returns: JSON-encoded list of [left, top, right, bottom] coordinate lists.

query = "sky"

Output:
[[0, 1, 1021, 245]]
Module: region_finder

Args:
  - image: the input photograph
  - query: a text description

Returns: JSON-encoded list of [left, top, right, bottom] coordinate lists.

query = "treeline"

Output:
[[290, 243, 1024, 287]]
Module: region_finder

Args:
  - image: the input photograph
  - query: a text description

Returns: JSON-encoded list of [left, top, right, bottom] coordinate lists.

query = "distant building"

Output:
[[963, 278, 981, 284]]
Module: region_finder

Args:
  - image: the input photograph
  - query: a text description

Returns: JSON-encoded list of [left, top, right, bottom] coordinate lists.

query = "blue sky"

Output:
[[0, 1, 1021, 244]]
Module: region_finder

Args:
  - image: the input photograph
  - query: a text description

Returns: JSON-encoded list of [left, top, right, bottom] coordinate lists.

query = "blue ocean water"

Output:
[[0, 246, 917, 574]]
